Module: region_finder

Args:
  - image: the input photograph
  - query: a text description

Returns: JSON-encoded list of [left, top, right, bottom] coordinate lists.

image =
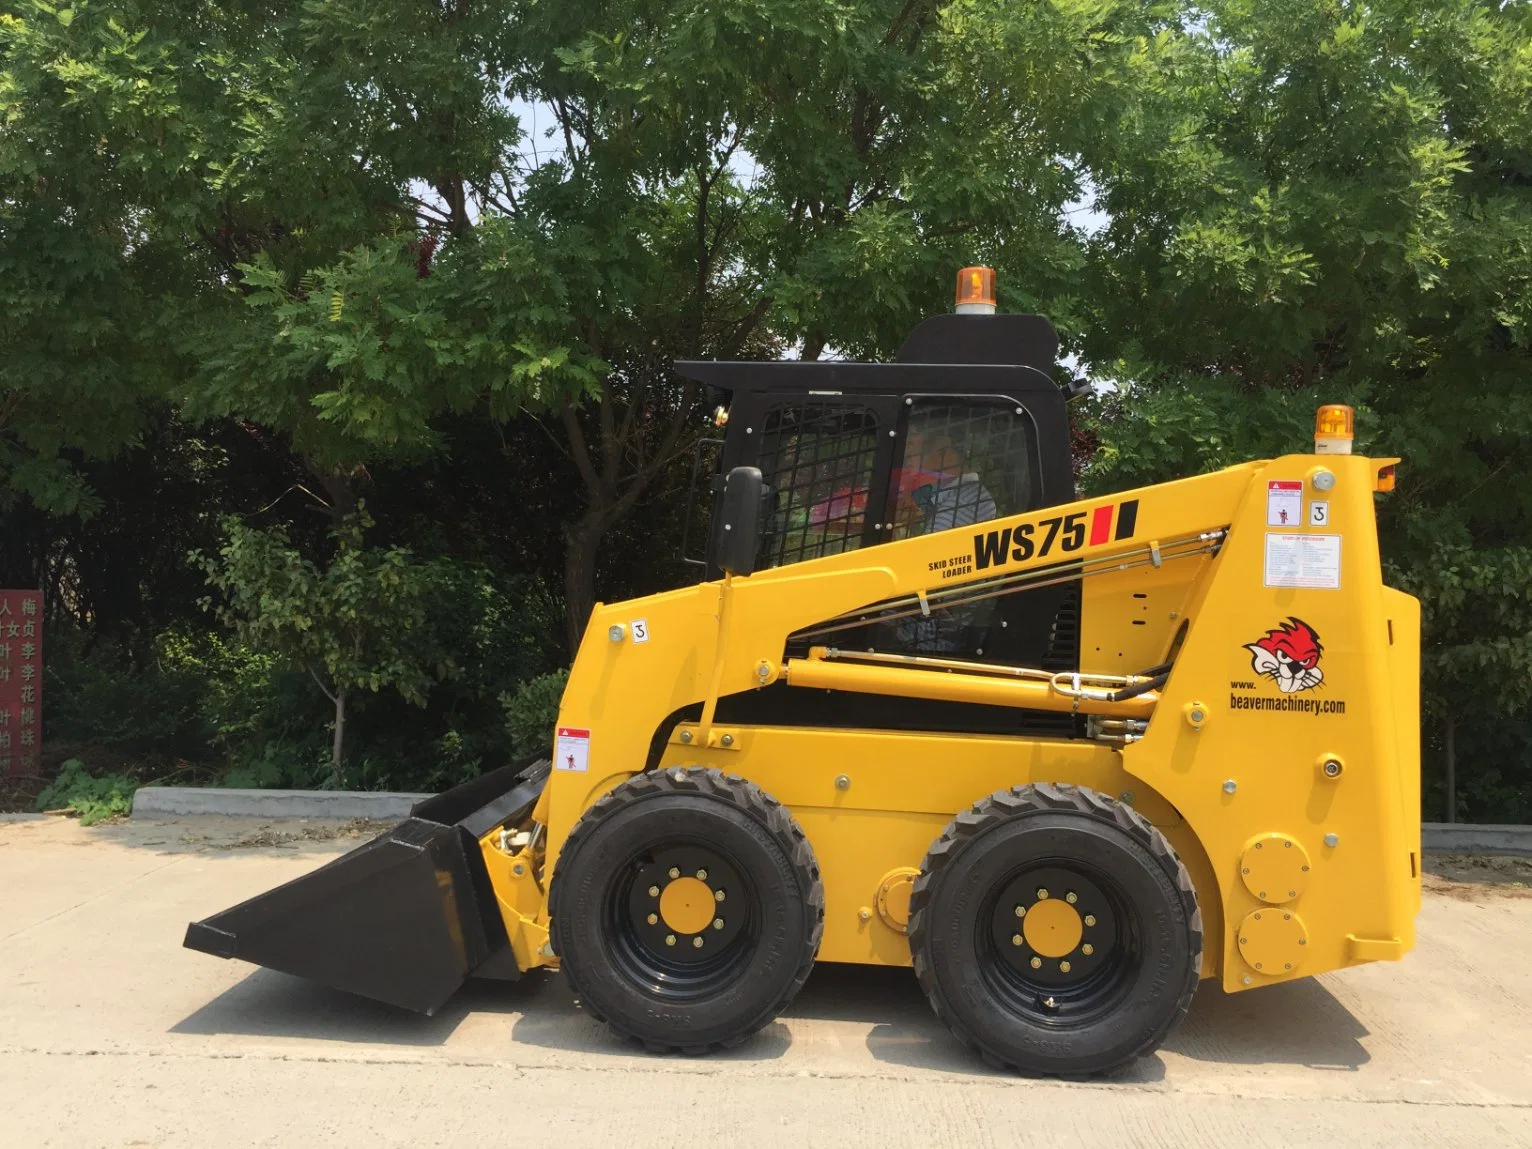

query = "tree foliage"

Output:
[[196, 512, 453, 776], [3, 0, 1530, 816], [1073, 0, 1532, 816]]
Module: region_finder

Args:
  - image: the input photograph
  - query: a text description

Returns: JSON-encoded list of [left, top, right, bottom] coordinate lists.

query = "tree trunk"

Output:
[[563, 513, 606, 654], [308, 460, 360, 531], [1444, 714, 1456, 824], [332, 686, 348, 783]]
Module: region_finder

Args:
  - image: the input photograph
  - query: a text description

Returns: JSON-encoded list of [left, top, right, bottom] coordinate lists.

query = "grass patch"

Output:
[[34, 759, 136, 825]]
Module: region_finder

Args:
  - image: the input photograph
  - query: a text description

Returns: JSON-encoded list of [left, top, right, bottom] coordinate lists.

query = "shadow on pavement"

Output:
[[508, 984, 793, 1063], [800, 963, 1167, 1081], [171, 956, 1367, 1076], [171, 966, 793, 1062], [170, 969, 540, 1047], [1168, 976, 1370, 1070]]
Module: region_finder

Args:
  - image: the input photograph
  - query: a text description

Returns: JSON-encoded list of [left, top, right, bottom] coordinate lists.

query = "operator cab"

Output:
[[676, 271, 1085, 730]]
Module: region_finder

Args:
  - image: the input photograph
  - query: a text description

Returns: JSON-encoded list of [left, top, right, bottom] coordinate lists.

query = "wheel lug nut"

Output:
[[1082, 943, 1094, 955], [1029, 956, 1042, 969], [692, 937, 704, 949], [646, 913, 658, 925], [665, 934, 676, 946], [714, 889, 726, 902], [713, 918, 724, 930], [1014, 904, 1025, 917], [696, 869, 708, 880], [648, 886, 660, 897], [1036, 888, 1049, 900], [668, 867, 680, 879], [1084, 914, 1097, 927], [1060, 960, 1072, 973], [1011, 934, 1023, 947], [1065, 891, 1078, 904]]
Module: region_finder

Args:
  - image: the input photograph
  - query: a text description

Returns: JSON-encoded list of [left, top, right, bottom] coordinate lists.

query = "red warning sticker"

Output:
[[1266, 480, 1303, 528], [555, 727, 590, 773]]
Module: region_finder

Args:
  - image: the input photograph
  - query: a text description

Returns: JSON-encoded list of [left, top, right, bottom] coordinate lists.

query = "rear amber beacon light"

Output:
[[1314, 404, 1354, 455], [955, 266, 996, 315]]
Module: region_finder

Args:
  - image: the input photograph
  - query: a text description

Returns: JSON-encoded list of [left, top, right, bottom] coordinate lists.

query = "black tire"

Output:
[[909, 782, 1201, 1076], [549, 767, 823, 1053]]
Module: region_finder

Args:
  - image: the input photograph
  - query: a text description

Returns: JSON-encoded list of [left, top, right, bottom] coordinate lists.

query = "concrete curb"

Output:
[[1423, 822, 1532, 857], [131, 787, 431, 821], [124, 790, 1532, 854]]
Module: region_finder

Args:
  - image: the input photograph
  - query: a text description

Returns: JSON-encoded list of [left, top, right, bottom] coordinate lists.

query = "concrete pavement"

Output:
[[2, 814, 1530, 1148]]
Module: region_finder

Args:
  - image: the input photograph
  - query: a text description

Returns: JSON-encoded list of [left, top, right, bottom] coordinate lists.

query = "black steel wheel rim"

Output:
[[979, 861, 1139, 1027], [603, 841, 758, 1001]]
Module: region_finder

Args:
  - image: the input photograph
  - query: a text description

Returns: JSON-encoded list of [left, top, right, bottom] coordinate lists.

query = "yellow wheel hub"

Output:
[[658, 876, 715, 935], [1022, 897, 1083, 958]]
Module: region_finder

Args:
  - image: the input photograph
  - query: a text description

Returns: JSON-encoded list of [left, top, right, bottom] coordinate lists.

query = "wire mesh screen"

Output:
[[757, 404, 880, 567], [889, 399, 1034, 540], [880, 398, 1037, 654]]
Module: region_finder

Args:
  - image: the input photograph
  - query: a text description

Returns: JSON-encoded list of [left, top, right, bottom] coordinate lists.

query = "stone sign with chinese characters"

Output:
[[0, 591, 41, 777]]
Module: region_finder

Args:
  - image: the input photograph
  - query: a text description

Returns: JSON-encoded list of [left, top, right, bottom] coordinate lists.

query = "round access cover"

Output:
[[1239, 833, 1311, 904], [1237, 908, 1308, 976], [876, 868, 920, 933]]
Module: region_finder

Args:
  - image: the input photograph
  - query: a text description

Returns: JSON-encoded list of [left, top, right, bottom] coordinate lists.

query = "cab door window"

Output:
[[890, 398, 1037, 541], [756, 403, 882, 567], [882, 397, 1040, 656]]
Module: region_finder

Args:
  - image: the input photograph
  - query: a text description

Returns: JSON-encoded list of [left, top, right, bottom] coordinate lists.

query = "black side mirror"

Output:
[[713, 466, 765, 577]]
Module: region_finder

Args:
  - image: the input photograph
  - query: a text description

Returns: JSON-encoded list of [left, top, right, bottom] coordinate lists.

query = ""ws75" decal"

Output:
[[973, 499, 1139, 571]]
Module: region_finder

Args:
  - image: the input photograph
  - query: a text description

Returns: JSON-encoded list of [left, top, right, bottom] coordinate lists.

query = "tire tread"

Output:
[[908, 782, 1202, 1076], [550, 767, 824, 1054]]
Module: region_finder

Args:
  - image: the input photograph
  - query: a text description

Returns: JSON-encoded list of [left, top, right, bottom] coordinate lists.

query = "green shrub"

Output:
[[35, 759, 135, 825], [502, 669, 570, 757], [39, 563, 565, 794], [45, 632, 213, 761]]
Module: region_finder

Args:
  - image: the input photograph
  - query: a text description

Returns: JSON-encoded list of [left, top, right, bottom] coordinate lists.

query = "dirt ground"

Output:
[[1423, 851, 1532, 895], [3, 813, 1530, 1148]]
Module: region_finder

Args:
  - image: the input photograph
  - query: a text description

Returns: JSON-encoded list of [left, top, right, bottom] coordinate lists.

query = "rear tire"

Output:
[[909, 782, 1201, 1076], [549, 767, 823, 1053]]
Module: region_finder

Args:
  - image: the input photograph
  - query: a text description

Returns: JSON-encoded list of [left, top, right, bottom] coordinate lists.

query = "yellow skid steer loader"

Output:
[[185, 269, 1420, 1076]]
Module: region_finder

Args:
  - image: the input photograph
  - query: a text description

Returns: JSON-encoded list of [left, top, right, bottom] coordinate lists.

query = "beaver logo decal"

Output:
[[1245, 618, 1323, 694]]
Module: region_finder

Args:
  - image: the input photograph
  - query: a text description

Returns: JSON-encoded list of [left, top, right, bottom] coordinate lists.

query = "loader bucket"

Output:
[[183, 756, 551, 1015]]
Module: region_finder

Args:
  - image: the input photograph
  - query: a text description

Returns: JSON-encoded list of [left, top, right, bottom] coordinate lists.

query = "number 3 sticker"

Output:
[[631, 619, 650, 643]]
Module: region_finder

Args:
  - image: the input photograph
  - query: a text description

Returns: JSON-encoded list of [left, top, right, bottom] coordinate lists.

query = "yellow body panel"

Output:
[[651, 726, 1224, 975], [483, 452, 1419, 995]]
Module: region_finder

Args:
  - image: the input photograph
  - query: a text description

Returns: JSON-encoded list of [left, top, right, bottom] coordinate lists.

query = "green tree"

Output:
[[196, 513, 452, 778], [1073, 0, 1532, 817], [2, 0, 1156, 646], [0, 4, 191, 513]]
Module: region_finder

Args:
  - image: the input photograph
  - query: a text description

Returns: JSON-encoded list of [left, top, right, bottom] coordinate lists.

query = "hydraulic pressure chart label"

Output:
[[1263, 533, 1341, 589], [555, 727, 591, 772]]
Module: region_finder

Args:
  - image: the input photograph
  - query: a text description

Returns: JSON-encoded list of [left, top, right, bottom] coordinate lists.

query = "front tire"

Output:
[[549, 767, 823, 1053], [909, 783, 1201, 1076]]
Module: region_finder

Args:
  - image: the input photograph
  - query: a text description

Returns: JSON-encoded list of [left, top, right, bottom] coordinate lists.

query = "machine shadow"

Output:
[[172, 959, 1369, 1075], [171, 967, 794, 1061], [1167, 977, 1371, 1070], [801, 963, 1166, 1081], [792, 964, 1367, 1079], [171, 968, 545, 1047]]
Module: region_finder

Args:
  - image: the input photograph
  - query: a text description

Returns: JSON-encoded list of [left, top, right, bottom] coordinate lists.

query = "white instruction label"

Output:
[[1266, 480, 1303, 527], [554, 727, 591, 773], [1264, 533, 1342, 589]]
